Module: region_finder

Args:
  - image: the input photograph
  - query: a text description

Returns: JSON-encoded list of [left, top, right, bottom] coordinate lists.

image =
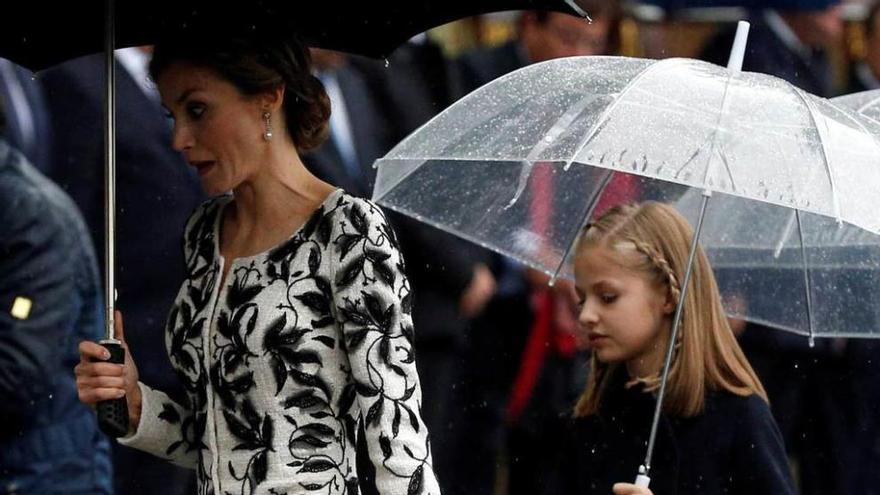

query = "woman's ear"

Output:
[[261, 85, 286, 113]]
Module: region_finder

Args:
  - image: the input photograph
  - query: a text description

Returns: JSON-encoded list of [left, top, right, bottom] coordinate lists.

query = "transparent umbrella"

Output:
[[371, 22, 880, 487], [832, 88, 880, 124]]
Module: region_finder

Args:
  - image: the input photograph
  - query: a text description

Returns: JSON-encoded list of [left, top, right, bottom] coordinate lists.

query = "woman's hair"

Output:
[[149, 22, 330, 152], [573, 201, 767, 418]]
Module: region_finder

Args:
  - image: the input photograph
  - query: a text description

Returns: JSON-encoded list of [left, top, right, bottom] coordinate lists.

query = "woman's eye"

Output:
[[600, 293, 617, 304], [187, 103, 206, 119]]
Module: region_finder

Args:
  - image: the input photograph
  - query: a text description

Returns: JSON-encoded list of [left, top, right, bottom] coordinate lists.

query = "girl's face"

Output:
[[157, 62, 270, 196], [574, 244, 674, 376]]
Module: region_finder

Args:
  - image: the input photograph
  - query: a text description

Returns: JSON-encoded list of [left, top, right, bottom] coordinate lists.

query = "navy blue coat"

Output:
[[554, 370, 796, 495], [0, 140, 112, 494]]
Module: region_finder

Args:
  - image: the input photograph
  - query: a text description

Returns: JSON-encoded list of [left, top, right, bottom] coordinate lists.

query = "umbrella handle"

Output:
[[92, 340, 129, 437], [634, 465, 651, 488]]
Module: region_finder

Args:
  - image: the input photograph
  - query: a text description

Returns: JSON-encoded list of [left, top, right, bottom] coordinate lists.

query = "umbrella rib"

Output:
[[714, 145, 738, 192], [548, 169, 615, 285], [563, 58, 687, 171], [698, 63, 739, 190], [796, 209, 816, 345], [506, 93, 604, 209], [563, 0, 592, 19], [857, 94, 880, 115], [834, 101, 880, 162], [790, 87, 842, 224]]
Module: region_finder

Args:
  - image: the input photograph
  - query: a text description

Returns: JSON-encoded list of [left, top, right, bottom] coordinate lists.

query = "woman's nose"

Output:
[[171, 124, 193, 152]]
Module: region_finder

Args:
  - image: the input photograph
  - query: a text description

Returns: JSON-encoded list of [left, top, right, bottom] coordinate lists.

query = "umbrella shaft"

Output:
[[104, 0, 116, 340], [642, 190, 711, 474]]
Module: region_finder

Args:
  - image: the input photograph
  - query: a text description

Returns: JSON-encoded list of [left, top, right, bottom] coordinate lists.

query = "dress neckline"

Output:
[[211, 188, 344, 267]]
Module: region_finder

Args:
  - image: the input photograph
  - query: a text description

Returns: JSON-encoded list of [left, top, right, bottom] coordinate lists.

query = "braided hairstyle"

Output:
[[573, 201, 767, 418]]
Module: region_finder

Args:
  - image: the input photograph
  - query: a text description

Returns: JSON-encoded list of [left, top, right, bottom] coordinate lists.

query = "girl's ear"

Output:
[[662, 289, 676, 315]]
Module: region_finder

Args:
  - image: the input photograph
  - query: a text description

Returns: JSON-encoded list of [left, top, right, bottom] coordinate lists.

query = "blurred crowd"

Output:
[[2, 0, 880, 494]]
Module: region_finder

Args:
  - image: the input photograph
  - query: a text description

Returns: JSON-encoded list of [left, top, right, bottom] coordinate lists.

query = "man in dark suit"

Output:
[[701, 4, 856, 494], [40, 47, 203, 495], [457, 9, 616, 97], [455, 6, 619, 494], [0, 58, 52, 173], [305, 47, 497, 495], [839, 4, 880, 493], [849, 1, 880, 93], [699, 2, 842, 97]]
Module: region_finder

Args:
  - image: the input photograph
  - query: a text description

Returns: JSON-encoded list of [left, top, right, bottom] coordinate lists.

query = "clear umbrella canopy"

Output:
[[675, 189, 880, 339], [373, 55, 880, 339], [833, 88, 880, 124]]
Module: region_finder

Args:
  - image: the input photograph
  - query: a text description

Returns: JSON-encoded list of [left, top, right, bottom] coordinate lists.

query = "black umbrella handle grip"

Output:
[[93, 341, 129, 438]]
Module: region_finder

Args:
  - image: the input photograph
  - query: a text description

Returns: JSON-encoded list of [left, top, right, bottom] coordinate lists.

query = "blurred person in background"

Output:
[[701, 3, 860, 494], [41, 47, 203, 495], [849, 0, 880, 91], [700, 0, 844, 97], [453, 4, 632, 494], [840, 4, 880, 493], [0, 100, 112, 495], [0, 58, 52, 174]]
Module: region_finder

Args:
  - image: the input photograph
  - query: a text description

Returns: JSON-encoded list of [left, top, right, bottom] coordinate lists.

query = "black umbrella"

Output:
[[2, 0, 589, 437], [2, 0, 587, 71]]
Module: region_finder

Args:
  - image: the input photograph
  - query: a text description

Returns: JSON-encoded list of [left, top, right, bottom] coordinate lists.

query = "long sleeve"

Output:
[[118, 381, 201, 469], [330, 198, 441, 494]]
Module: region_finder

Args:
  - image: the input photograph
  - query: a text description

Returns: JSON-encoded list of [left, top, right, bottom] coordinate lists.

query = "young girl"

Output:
[[562, 201, 796, 495]]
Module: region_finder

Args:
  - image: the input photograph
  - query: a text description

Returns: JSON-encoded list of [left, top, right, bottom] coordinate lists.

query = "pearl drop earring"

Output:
[[263, 111, 273, 141]]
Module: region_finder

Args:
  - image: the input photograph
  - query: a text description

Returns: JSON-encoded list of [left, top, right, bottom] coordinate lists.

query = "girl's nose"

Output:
[[578, 298, 599, 328]]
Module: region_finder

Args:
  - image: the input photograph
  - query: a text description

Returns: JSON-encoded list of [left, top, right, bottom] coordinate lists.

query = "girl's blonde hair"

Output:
[[573, 201, 767, 418]]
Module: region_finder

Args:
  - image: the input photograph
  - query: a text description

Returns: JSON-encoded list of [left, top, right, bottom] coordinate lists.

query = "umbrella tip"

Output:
[[726, 21, 750, 72], [563, 0, 593, 22]]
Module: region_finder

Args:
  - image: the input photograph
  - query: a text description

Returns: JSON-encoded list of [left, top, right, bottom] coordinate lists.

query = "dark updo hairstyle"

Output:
[[149, 18, 331, 152]]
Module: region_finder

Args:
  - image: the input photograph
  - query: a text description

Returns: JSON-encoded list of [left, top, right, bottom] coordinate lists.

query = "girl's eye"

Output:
[[600, 293, 617, 304], [187, 102, 206, 119]]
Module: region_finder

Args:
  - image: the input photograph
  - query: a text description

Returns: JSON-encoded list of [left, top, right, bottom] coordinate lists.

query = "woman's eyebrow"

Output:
[[176, 87, 200, 105]]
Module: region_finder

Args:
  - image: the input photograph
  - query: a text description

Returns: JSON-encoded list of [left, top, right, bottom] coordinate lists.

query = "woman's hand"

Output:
[[75, 310, 143, 434], [612, 482, 654, 495]]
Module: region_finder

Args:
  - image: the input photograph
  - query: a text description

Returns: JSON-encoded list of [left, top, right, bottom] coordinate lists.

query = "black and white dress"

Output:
[[120, 189, 441, 495]]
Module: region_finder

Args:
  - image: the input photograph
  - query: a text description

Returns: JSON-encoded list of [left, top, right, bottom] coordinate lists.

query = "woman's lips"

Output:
[[587, 334, 608, 346], [190, 160, 215, 176]]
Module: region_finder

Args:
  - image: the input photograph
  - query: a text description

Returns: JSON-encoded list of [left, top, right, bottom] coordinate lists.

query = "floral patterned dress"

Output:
[[119, 189, 440, 495]]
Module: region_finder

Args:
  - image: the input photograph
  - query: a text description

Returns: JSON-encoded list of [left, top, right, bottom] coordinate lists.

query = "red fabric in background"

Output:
[[506, 170, 640, 423]]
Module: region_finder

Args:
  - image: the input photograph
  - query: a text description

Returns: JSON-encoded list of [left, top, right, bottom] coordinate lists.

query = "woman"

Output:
[[75, 23, 440, 495]]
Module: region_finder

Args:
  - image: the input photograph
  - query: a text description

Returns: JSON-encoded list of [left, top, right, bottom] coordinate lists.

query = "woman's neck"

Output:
[[225, 142, 335, 254]]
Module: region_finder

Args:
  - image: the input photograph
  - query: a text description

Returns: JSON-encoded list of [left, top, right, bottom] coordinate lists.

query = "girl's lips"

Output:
[[588, 334, 609, 345]]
